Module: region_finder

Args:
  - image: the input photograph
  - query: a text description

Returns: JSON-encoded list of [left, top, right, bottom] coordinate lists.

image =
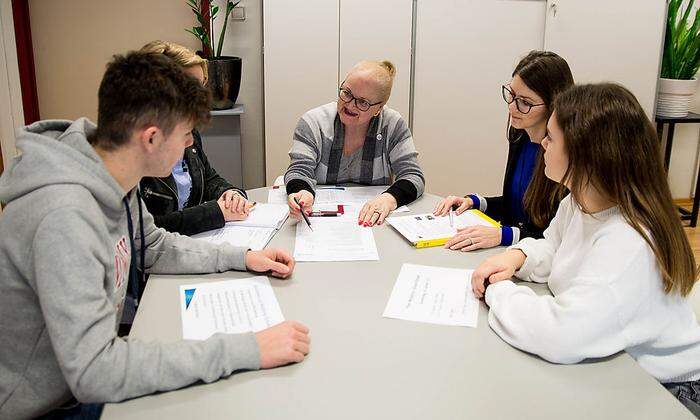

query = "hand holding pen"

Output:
[[293, 197, 313, 231], [287, 190, 314, 220]]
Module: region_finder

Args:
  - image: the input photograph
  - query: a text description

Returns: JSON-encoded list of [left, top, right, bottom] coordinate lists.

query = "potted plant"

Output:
[[657, 0, 700, 118], [186, 0, 242, 110]]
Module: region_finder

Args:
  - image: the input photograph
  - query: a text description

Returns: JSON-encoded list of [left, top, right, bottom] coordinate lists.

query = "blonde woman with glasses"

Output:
[[284, 60, 425, 227]]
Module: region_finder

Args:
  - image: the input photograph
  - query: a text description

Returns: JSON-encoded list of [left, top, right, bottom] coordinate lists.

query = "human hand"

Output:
[[218, 190, 253, 222], [358, 193, 397, 226], [433, 195, 473, 216], [471, 249, 526, 298], [255, 321, 310, 368], [445, 225, 501, 252], [245, 248, 296, 279], [287, 190, 314, 220]]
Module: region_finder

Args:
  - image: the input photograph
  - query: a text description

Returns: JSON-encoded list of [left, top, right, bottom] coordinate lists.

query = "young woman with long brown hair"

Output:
[[471, 83, 700, 416], [434, 50, 572, 251]]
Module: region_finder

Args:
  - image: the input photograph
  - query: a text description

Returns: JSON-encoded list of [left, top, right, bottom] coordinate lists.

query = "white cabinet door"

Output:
[[543, 0, 666, 117], [412, 0, 546, 196], [263, 0, 339, 183], [339, 0, 413, 119]]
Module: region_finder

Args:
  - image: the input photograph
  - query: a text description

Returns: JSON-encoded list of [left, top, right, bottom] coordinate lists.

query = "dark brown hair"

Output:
[[554, 83, 697, 296], [92, 51, 211, 150], [509, 51, 574, 228]]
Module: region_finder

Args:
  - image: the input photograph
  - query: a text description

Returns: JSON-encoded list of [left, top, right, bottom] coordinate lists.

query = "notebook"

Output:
[[386, 210, 500, 248], [225, 203, 289, 229]]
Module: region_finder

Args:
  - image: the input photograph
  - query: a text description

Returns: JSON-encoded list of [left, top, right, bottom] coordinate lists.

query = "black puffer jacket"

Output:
[[140, 130, 246, 236]]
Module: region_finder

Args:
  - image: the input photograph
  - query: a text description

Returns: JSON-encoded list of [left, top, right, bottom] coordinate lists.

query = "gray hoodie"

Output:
[[0, 119, 260, 419]]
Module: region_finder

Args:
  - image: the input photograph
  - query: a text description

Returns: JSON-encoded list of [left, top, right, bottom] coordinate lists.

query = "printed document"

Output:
[[192, 226, 275, 251], [294, 217, 379, 261], [383, 264, 479, 327], [180, 276, 284, 340]]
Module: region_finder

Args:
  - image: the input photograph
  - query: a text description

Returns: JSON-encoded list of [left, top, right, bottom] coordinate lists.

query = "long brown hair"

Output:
[[509, 51, 574, 228], [554, 83, 697, 296]]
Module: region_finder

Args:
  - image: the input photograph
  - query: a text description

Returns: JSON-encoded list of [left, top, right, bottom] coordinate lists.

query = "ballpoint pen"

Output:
[[294, 197, 313, 231]]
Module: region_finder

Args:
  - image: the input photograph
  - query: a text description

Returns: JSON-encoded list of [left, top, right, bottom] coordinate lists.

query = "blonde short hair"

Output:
[[347, 60, 396, 103], [140, 40, 208, 84]]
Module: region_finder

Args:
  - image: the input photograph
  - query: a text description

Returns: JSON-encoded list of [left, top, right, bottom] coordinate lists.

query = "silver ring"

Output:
[[467, 238, 473, 246], [373, 210, 382, 215]]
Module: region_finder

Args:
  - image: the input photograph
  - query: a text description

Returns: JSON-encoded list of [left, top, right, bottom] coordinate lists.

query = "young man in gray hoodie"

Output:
[[0, 52, 310, 419]]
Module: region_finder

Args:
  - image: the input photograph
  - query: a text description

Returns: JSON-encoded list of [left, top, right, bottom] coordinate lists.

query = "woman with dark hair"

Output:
[[434, 51, 573, 251], [471, 83, 700, 417]]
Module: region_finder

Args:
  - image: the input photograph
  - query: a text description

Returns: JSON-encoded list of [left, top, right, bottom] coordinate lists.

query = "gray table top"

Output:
[[103, 188, 694, 420]]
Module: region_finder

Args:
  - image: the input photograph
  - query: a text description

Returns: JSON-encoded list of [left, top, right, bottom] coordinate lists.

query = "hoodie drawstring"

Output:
[[123, 191, 145, 308]]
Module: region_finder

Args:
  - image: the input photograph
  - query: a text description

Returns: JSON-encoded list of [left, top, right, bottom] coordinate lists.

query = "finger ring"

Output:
[[467, 238, 473, 246], [373, 210, 381, 215]]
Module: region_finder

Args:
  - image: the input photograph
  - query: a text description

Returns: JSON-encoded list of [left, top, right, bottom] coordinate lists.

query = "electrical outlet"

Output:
[[231, 6, 245, 21]]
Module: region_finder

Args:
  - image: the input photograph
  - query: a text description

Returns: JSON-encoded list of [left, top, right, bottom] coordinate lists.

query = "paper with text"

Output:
[[226, 203, 289, 229], [387, 211, 494, 243], [294, 217, 379, 261], [180, 276, 284, 340], [383, 264, 479, 327], [192, 226, 275, 251]]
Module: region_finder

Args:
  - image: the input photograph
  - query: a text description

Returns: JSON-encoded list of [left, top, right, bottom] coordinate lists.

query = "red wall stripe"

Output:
[[12, 0, 40, 125]]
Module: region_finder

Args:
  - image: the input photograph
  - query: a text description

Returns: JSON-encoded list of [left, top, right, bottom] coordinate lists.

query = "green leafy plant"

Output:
[[662, 0, 700, 79], [185, 0, 241, 59]]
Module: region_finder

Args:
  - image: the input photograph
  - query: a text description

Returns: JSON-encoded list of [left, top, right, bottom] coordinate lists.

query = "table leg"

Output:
[[692, 161, 700, 228], [664, 123, 675, 173]]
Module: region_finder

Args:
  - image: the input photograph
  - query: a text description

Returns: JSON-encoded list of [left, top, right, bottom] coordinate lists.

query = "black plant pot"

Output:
[[207, 56, 242, 110]]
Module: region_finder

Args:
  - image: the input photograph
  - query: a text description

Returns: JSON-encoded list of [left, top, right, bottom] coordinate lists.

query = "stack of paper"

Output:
[[226, 203, 289, 229], [383, 264, 479, 327], [192, 226, 275, 251], [193, 203, 289, 250], [293, 217, 379, 261], [180, 276, 285, 340], [386, 210, 499, 248], [267, 186, 287, 204]]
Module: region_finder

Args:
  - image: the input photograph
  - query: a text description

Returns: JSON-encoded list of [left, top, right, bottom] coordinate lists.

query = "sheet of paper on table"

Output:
[[293, 217, 379, 261], [383, 263, 479, 327], [192, 226, 276, 251], [180, 276, 285, 340], [268, 185, 409, 213], [226, 203, 289, 229]]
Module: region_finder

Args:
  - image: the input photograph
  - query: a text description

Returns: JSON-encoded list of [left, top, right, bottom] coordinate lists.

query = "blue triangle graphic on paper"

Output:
[[184, 288, 196, 309]]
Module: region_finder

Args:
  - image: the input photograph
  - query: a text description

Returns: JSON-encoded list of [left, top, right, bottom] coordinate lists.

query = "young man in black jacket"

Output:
[[140, 129, 249, 236], [139, 40, 251, 236]]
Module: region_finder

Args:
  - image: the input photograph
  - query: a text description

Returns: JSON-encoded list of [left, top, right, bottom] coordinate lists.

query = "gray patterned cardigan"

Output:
[[284, 102, 425, 206]]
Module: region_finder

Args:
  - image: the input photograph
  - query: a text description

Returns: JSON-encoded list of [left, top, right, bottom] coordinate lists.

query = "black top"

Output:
[[140, 130, 246, 236], [483, 134, 554, 240]]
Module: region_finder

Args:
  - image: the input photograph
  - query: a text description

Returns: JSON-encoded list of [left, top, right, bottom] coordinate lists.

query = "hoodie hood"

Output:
[[0, 118, 126, 213]]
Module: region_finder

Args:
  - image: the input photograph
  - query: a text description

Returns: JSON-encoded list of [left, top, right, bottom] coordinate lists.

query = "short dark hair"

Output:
[[93, 51, 211, 149]]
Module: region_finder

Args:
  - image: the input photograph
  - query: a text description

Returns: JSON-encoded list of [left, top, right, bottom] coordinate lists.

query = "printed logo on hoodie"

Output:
[[114, 235, 129, 290]]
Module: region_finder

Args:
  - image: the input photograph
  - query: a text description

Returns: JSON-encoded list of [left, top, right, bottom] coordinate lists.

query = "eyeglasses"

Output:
[[502, 85, 545, 114], [338, 87, 382, 112]]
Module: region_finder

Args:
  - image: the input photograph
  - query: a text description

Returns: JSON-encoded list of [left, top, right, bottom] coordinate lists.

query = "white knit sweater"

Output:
[[485, 195, 700, 383]]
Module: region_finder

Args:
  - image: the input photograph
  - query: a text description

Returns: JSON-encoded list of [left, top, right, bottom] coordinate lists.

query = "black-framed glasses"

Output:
[[502, 85, 545, 114], [338, 87, 382, 112]]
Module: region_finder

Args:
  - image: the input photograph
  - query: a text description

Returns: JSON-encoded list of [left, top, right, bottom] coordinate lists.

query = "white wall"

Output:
[[214, 0, 266, 188], [263, 0, 339, 183], [412, 0, 546, 197], [339, 0, 412, 119], [0, 0, 23, 171]]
